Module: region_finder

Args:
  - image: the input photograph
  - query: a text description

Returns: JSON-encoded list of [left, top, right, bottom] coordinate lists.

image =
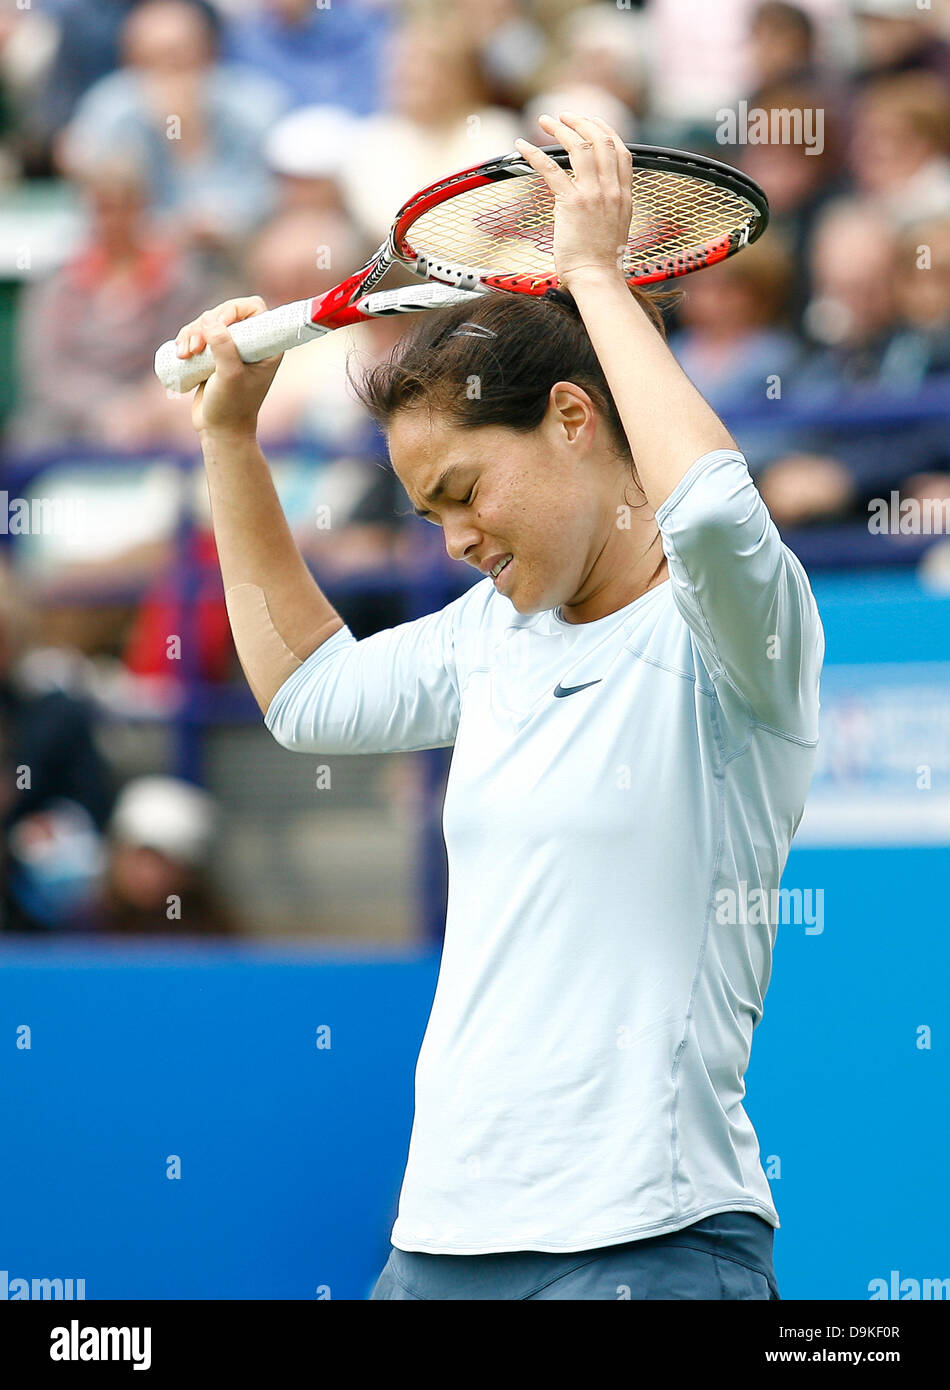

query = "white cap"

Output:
[[265, 104, 357, 180], [109, 776, 217, 866]]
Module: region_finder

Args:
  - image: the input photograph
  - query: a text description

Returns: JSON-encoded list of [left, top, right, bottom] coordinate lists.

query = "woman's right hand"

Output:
[[174, 298, 283, 439]]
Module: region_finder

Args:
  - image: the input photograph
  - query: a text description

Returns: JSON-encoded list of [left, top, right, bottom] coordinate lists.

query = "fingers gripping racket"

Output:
[[155, 143, 769, 394]]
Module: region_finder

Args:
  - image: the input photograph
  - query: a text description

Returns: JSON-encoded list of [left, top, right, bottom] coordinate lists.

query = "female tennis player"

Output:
[[175, 110, 824, 1300]]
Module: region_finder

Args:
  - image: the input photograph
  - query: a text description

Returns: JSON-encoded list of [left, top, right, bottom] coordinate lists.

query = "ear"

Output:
[[547, 382, 595, 445]]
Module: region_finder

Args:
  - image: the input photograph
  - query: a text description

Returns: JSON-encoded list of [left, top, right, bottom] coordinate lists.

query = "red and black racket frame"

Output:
[[308, 144, 770, 331]]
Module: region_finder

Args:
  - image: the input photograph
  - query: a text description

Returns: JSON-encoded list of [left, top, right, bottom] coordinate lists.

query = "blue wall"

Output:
[[0, 946, 438, 1300], [2, 570, 948, 1300]]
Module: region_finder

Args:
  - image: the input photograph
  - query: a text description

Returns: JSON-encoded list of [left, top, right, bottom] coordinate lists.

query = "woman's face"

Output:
[[387, 387, 634, 618]]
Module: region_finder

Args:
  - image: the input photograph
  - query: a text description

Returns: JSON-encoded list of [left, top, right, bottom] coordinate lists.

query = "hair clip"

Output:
[[447, 322, 498, 340]]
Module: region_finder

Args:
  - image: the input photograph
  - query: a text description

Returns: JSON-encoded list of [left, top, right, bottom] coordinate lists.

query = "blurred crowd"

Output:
[[1, 0, 949, 935]]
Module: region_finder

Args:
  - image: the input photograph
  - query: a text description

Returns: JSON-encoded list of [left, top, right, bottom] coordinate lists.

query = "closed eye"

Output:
[[403, 487, 476, 525], [425, 489, 475, 525]]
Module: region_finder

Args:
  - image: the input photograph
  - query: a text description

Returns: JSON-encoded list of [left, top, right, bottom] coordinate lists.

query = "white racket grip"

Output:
[[154, 297, 327, 394]]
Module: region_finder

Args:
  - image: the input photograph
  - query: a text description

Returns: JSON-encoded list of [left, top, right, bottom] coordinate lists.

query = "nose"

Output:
[[443, 520, 481, 565]]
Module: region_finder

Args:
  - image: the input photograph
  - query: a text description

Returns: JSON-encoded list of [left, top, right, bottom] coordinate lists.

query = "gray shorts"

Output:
[[370, 1209, 780, 1301]]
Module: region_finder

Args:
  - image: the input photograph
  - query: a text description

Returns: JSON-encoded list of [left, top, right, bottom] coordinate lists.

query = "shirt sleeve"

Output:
[[654, 449, 824, 740], [263, 583, 481, 754]]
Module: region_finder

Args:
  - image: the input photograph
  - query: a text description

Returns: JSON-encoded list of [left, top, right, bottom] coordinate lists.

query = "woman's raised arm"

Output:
[[178, 298, 346, 714], [514, 111, 737, 514]]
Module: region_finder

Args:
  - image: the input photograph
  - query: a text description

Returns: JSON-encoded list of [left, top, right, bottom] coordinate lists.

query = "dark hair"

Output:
[[347, 282, 681, 483], [348, 283, 678, 590]]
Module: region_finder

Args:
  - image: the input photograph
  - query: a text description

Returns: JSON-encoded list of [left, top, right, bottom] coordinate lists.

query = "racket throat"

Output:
[[410, 252, 488, 293]]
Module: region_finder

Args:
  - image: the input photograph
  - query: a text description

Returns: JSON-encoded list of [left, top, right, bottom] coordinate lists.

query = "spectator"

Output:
[[339, 13, 524, 243], [0, 560, 118, 933], [223, 0, 394, 117], [851, 0, 950, 87], [537, 3, 647, 123], [10, 157, 214, 450], [848, 72, 950, 228], [747, 2, 820, 96], [18, 0, 175, 169], [798, 197, 902, 380], [737, 81, 850, 327], [881, 216, 950, 384], [758, 199, 950, 523], [264, 104, 357, 215], [668, 233, 803, 471], [445, 0, 550, 111], [670, 233, 800, 396], [644, 0, 761, 136], [67, 775, 238, 936], [57, 0, 288, 253]]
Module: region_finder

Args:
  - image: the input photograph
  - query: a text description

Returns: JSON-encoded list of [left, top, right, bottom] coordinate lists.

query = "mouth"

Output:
[[490, 554, 513, 587]]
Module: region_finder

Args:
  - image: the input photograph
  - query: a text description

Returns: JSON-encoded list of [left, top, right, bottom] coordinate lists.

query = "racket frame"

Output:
[[311, 142, 770, 330]]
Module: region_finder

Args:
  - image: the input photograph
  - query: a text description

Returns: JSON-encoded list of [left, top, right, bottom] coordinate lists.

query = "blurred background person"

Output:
[[66, 774, 237, 936], [747, 0, 823, 96], [737, 80, 850, 326], [640, 0, 849, 143], [882, 214, 950, 382], [850, 0, 950, 87], [758, 197, 950, 524], [339, 11, 524, 244], [667, 232, 804, 472], [0, 4, 28, 187], [263, 104, 357, 216], [669, 232, 802, 405], [756, 197, 897, 523], [535, 2, 647, 127], [848, 71, 950, 227], [446, 0, 551, 112], [222, 0, 394, 116], [9, 156, 210, 451], [642, 0, 754, 140], [56, 0, 288, 257], [0, 558, 117, 933], [14, 0, 152, 174], [797, 196, 903, 383]]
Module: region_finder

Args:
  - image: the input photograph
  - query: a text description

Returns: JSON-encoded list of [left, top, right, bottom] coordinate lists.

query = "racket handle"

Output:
[[154, 297, 326, 394]]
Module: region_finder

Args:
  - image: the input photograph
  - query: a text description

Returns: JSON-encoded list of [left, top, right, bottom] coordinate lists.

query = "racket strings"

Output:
[[404, 169, 757, 278]]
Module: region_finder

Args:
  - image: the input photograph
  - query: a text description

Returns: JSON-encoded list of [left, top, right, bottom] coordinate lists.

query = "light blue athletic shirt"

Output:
[[264, 449, 825, 1254]]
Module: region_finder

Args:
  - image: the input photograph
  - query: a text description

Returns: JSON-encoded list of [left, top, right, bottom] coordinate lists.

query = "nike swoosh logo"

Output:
[[553, 679, 603, 698]]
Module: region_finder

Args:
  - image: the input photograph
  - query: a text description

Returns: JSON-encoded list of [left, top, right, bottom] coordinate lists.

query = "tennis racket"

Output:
[[155, 142, 769, 395]]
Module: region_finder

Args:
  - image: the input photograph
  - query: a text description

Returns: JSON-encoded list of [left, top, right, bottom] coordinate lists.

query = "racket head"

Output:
[[388, 143, 769, 293]]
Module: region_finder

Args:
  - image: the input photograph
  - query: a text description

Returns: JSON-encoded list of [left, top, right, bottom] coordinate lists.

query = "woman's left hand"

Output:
[[514, 111, 633, 291]]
